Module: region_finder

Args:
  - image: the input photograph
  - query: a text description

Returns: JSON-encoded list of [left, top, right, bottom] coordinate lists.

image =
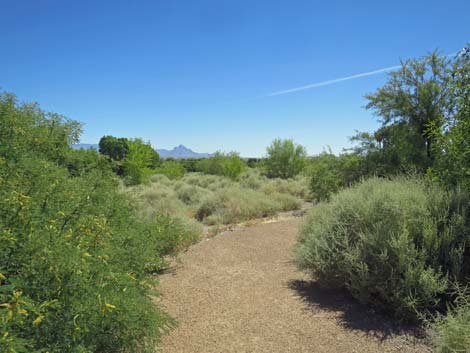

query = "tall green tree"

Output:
[[98, 135, 129, 161], [431, 47, 470, 187], [365, 52, 453, 161], [265, 139, 307, 179], [126, 138, 160, 169]]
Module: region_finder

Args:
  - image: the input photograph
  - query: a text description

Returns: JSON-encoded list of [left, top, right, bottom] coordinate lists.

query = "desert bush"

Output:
[[428, 287, 470, 353], [262, 176, 310, 200], [151, 214, 202, 257], [0, 93, 180, 352], [129, 184, 188, 218], [122, 159, 150, 185], [265, 138, 307, 179], [157, 160, 185, 180], [308, 152, 366, 201], [271, 192, 302, 211], [196, 187, 279, 224], [149, 173, 172, 186], [175, 183, 213, 206], [295, 177, 470, 321], [196, 152, 246, 180], [239, 169, 264, 190], [182, 173, 219, 188]]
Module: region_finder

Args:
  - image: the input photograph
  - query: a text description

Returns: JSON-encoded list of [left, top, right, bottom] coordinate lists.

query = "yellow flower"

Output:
[[105, 303, 116, 310], [33, 315, 45, 326]]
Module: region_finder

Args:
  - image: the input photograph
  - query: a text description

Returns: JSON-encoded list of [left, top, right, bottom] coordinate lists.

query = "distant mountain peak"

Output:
[[72, 143, 211, 159], [156, 145, 211, 159]]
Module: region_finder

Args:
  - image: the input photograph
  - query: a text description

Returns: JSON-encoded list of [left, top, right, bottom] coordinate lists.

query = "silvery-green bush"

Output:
[[295, 177, 470, 320]]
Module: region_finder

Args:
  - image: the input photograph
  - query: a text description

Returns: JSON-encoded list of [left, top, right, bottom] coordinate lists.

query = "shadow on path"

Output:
[[288, 279, 425, 342]]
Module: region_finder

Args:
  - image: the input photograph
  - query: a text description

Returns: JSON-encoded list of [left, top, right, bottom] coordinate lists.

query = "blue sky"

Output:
[[1, 0, 469, 157]]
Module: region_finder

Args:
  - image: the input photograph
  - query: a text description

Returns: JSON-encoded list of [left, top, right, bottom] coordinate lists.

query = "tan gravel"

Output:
[[158, 217, 430, 353]]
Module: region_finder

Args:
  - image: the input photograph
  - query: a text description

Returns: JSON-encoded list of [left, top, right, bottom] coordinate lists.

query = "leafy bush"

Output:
[[428, 288, 470, 353], [0, 92, 179, 352], [295, 177, 470, 321], [265, 138, 307, 179], [157, 160, 185, 180], [270, 192, 302, 211], [196, 152, 246, 180], [196, 187, 279, 224], [308, 152, 366, 201], [97, 135, 160, 185], [152, 214, 201, 256], [175, 183, 212, 206], [122, 159, 149, 185]]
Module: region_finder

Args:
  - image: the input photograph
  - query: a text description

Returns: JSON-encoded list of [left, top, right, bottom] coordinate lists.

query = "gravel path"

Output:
[[158, 217, 429, 353]]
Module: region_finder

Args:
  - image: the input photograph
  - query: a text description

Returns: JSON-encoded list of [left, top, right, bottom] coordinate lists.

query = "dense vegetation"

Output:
[[296, 177, 470, 320], [296, 47, 470, 352], [125, 169, 309, 227], [0, 94, 198, 352]]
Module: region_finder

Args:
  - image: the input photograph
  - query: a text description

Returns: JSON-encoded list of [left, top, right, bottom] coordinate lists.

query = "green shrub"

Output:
[[239, 169, 264, 190], [428, 288, 470, 353], [265, 138, 307, 179], [308, 152, 366, 201], [196, 152, 246, 180], [0, 92, 176, 352], [182, 173, 219, 188], [271, 192, 302, 211], [175, 183, 212, 206], [152, 214, 201, 257], [295, 177, 470, 321], [149, 173, 172, 186], [128, 184, 189, 219], [157, 160, 185, 180], [122, 159, 150, 185], [196, 187, 279, 224]]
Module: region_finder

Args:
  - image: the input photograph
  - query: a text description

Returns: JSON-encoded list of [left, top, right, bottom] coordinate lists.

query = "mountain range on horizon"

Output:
[[156, 144, 212, 159], [72, 143, 212, 159]]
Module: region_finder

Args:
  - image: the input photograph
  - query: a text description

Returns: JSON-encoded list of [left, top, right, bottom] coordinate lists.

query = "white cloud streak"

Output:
[[265, 51, 461, 97], [266, 65, 401, 97]]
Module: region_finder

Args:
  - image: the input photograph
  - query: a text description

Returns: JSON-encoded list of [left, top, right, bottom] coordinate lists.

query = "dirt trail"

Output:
[[158, 217, 429, 353]]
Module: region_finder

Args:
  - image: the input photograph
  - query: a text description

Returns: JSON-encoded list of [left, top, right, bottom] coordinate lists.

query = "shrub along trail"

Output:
[[158, 216, 429, 353]]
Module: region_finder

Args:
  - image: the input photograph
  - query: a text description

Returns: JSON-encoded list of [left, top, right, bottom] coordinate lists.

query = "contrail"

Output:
[[266, 65, 401, 97], [265, 51, 460, 97]]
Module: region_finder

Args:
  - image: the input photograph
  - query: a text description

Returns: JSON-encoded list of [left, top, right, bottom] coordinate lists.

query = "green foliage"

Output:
[[177, 158, 199, 173], [196, 187, 279, 225], [295, 177, 470, 321], [0, 93, 81, 163], [126, 138, 160, 170], [365, 51, 452, 161], [122, 159, 149, 185], [428, 287, 470, 353], [62, 148, 110, 177], [98, 136, 160, 185], [265, 139, 307, 179], [350, 123, 429, 175], [157, 160, 185, 180], [196, 152, 246, 180], [430, 47, 470, 188], [0, 92, 184, 352], [128, 168, 308, 228], [98, 135, 129, 161], [308, 152, 366, 201]]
